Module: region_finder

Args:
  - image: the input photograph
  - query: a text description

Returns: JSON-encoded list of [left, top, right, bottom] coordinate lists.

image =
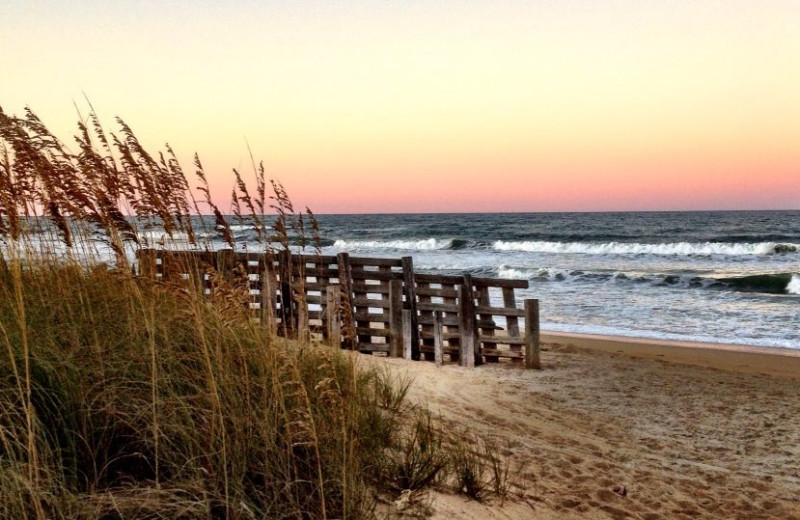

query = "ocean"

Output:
[[308, 211, 800, 350], [19, 210, 799, 350]]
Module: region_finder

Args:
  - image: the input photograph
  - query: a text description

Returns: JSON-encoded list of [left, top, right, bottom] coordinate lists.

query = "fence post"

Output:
[[525, 299, 541, 369], [458, 276, 477, 368], [295, 255, 309, 341], [389, 279, 404, 357], [260, 256, 277, 334], [336, 252, 356, 349], [433, 310, 444, 366], [401, 256, 420, 360], [326, 284, 342, 348], [278, 250, 295, 337], [402, 309, 412, 359], [216, 249, 235, 276], [136, 249, 157, 279]]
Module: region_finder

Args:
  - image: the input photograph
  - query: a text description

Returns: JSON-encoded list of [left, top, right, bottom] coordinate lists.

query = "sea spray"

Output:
[[788, 275, 800, 295]]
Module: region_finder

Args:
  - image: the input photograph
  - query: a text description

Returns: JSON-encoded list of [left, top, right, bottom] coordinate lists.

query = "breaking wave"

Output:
[[333, 238, 454, 251], [497, 265, 800, 295], [492, 240, 798, 256], [786, 275, 800, 295]]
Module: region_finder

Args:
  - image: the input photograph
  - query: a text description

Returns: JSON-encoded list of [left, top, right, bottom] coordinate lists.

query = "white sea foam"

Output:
[[540, 323, 800, 350], [333, 238, 453, 251], [497, 265, 572, 281], [138, 229, 192, 244], [497, 266, 537, 280], [492, 240, 798, 256], [229, 224, 255, 232], [787, 274, 800, 295]]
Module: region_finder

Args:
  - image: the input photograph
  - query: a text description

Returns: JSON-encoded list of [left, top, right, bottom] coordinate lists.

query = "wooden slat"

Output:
[[401, 256, 420, 361], [326, 285, 341, 347], [352, 296, 390, 308], [302, 282, 332, 291], [260, 264, 277, 333], [419, 343, 461, 353], [291, 265, 338, 278], [481, 348, 523, 359], [415, 285, 459, 298], [525, 299, 541, 369], [503, 287, 520, 341], [402, 309, 413, 359], [337, 252, 356, 348], [356, 327, 392, 337], [294, 253, 337, 264], [357, 343, 391, 352], [442, 282, 460, 358], [417, 281, 434, 360], [418, 314, 460, 326], [459, 278, 477, 368], [348, 256, 403, 267], [420, 330, 461, 341], [305, 294, 324, 305], [478, 335, 527, 345], [350, 270, 403, 281], [472, 277, 529, 289], [353, 311, 389, 322], [418, 317, 498, 329], [474, 306, 525, 317], [415, 273, 463, 285], [476, 287, 496, 357], [389, 279, 404, 358], [351, 263, 371, 346], [416, 302, 459, 313], [351, 282, 390, 294], [433, 311, 443, 366], [278, 250, 294, 337]]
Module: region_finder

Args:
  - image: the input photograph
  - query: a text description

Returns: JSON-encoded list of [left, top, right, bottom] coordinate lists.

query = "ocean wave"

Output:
[[138, 230, 192, 243], [497, 265, 799, 295], [785, 274, 800, 295], [333, 238, 454, 250], [497, 266, 575, 281], [492, 240, 798, 256], [713, 273, 795, 294]]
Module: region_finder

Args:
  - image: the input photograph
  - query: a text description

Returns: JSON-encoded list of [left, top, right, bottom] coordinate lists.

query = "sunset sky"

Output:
[[2, 1, 799, 213]]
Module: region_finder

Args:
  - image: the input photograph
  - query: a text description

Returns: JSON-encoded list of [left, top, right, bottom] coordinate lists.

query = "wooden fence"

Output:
[[136, 249, 541, 369]]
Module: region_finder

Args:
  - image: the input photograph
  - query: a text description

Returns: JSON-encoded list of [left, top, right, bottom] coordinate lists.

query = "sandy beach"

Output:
[[371, 333, 800, 519]]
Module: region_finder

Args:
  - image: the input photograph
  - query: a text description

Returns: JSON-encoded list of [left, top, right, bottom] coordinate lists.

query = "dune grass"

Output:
[[0, 255, 414, 519], [0, 105, 518, 519]]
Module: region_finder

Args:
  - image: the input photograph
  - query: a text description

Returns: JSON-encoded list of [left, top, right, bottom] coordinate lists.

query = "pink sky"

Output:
[[2, 1, 798, 213]]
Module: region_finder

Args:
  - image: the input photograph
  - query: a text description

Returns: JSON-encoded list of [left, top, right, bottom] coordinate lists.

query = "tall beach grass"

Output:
[[0, 105, 517, 519]]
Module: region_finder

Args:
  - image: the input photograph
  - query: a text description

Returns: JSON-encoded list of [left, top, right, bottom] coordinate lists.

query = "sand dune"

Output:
[[368, 335, 800, 519]]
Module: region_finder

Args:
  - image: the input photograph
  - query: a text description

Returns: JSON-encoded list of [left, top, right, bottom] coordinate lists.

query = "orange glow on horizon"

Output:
[[1, 1, 798, 213]]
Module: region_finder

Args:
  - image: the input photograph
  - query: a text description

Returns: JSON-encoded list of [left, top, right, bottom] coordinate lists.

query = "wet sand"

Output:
[[371, 334, 800, 519]]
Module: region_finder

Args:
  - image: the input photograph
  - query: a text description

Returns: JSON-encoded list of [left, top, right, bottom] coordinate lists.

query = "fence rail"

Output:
[[136, 249, 541, 369]]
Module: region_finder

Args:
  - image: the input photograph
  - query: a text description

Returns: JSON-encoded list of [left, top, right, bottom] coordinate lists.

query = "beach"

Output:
[[371, 333, 800, 519]]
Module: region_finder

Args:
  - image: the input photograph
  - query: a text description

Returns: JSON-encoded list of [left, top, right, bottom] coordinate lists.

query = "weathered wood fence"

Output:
[[136, 249, 541, 369]]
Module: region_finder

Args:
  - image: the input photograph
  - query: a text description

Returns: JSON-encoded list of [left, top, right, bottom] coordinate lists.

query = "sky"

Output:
[[2, 0, 799, 213]]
